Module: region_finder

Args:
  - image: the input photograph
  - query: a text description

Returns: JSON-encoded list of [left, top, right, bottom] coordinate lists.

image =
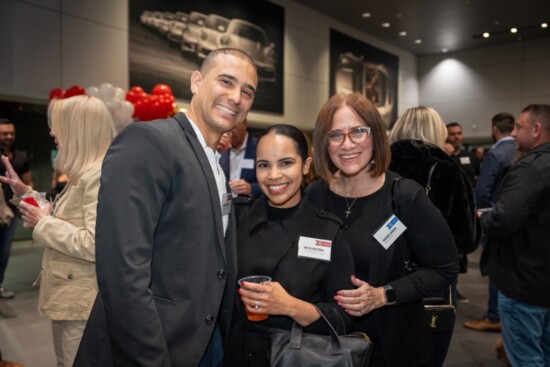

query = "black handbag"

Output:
[[391, 175, 456, 333], [269, 306, 372, 367]]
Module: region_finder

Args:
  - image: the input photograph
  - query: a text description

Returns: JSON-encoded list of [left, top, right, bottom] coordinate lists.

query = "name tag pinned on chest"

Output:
[[221, 193, 232, 216], [373, 214, 407, 250], [297, 236, 332, 262], [240, 158, 254, 170], [459, 156, 471, 165]]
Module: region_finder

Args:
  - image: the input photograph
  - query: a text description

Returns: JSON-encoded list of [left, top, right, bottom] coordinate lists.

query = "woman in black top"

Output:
[[226, 124, 355, 367], [307, 93, 458, 366]]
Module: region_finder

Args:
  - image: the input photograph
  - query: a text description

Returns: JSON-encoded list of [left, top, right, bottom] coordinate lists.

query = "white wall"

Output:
[[418, 38, 550, 140], [0, 0, 418, 131]]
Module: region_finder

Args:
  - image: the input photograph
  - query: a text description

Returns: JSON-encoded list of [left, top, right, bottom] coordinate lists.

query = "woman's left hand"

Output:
[[334, 275, 386, 317], [19, 201, 52, 228]]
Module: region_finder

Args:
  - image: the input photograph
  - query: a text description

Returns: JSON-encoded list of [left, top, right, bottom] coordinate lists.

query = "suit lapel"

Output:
[[174, 113, 227, 264]]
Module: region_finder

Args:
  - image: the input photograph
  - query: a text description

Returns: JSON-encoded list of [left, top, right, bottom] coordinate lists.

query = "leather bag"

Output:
[[269, 306, 372, 367]]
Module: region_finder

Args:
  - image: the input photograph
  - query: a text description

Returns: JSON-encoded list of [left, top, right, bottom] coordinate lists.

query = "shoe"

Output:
[[492, 336, 510, 366], [456, 290, 469, 303], [463, 317, 501, 332], [0, 287, 14, 299]]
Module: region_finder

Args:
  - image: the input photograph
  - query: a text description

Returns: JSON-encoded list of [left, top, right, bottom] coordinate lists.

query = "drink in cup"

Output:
[[238, 275, 271, 321]]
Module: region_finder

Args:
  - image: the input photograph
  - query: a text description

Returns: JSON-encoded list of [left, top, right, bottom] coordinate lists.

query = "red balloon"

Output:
[[130, 86, 145, 94], [49, 87, 65, 101], [64, 85, 86, 98], [151, 84, 173, 96]]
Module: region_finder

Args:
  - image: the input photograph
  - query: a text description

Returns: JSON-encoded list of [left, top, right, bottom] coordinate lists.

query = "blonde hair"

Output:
[[388, 106, 448, 149], [48, 95, 115, 184]]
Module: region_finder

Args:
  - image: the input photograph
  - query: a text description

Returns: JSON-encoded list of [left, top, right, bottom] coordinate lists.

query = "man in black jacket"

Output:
[[480, 104, 550, 367]]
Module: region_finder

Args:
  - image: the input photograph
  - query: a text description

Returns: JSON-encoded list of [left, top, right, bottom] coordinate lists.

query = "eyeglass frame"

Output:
[[326, 126, 372, 147]]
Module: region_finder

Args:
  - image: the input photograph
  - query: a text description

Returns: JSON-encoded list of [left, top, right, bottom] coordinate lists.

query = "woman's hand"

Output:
[[334, 275, 386, 317], [238, 281, 295, 316], [0, 155, 29, 196], [19, 201, 52, 228]]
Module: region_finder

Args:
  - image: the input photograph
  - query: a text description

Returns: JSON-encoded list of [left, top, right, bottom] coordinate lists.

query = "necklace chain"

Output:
[[344, 194, 358, 218]]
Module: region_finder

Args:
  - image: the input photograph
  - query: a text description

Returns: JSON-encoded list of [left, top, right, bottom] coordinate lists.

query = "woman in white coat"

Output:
[[0, 95, 115, 366]]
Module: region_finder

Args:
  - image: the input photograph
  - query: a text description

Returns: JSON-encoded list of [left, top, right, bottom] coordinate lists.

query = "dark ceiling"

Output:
[[292, 0, 550, 55]]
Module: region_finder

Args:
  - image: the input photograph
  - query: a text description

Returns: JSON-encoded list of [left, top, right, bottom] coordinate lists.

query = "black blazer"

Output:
[[74, 113, 237, 366]]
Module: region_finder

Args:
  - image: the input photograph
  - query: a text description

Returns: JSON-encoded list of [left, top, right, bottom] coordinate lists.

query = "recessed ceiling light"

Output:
[[483, 32, 490, 38], [542, 23, 548, 28], [399, 31, 407, 36], [414, 39, 422, 44], [510, 27, 518, 33], [362, 12, 371, 18], [382, 22, 390, 28]]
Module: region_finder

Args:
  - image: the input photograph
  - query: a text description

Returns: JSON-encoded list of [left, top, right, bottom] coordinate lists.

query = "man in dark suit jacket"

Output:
[[464, 112, 516, 333], [219, 118, 261, 198], [74, 48, 258, 367]]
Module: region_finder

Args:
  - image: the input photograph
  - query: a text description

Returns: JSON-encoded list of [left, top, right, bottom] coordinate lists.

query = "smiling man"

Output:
[[75, 48, 258, 367]]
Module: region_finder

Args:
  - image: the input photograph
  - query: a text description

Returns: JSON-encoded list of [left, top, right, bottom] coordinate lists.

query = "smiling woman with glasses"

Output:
[[306, 93, 458, 367]]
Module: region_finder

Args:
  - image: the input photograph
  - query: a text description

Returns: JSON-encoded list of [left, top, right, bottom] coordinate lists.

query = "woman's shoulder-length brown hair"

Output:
[[312, 93, 391, 183]]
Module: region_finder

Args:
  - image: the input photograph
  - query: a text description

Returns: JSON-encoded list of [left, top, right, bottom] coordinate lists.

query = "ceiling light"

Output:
[[442, 48, 448, 53], [542, 23, 548, 28], [362, 12, 371, 18], [414, 39, 422, 44], [510, 27, 518, 33], [483, 32, 490, 38], [382, 22, 390, 28], [399, 31, 407, 36]]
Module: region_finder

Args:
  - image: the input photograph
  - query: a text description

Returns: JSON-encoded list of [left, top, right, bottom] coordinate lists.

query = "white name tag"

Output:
[[221, 193, 232, 216], [240, 158, 255, 169], [297, 236, 332, 262], [460, 156, 471, 165], [373, 214, 407, 250]]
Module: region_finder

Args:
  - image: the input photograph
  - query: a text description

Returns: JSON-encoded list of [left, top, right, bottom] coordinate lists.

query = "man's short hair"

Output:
[[200, 48, 257, 75], [446, 122, 462, 129], [491, 112, 514, 134], [522, 104, 550, 133], [0, 118, 13, 125]]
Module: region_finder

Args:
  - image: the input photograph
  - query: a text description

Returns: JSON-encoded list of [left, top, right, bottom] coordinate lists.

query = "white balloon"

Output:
[[98, 82, 115, 101], [114, 87, 126, 101], [105, 99, 120, 111], [86, 86, 99, 97], [119, 101, 135, 118]]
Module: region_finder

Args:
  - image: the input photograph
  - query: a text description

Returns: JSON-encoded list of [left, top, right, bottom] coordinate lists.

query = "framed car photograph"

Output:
[[330, 29, 399, 127], [129, 0, 285, 113]]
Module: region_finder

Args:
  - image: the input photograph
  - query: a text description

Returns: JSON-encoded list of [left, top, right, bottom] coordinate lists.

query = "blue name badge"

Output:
[[373, 214, 407, 250]]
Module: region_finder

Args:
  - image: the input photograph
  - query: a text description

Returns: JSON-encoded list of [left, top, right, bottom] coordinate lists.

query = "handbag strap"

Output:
[[289, 305, 343, 356], [392, 172, 453, 307]]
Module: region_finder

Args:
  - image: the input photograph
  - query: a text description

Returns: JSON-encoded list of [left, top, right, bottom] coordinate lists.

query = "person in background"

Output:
[[0, 95, 115, 366], [0, 118, 32, 299], [446, 121, 480, 302], [220, 117, 261, 198], [226, 124, 355, 366], [480, 104, 550, 367], [388, 106, 477, 367], [446, 122, 480, 186], [74, 48, 258, 367], [464, 112, 515, 334], [307, 93, 458, 366]]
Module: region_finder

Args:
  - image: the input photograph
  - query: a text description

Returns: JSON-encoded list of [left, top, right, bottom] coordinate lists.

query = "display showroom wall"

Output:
[[0, 0, 418, 131], [418, 37, 550, 140]]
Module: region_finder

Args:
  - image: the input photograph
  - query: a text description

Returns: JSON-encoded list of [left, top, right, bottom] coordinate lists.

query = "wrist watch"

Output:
[[383, 285, 397, 305]]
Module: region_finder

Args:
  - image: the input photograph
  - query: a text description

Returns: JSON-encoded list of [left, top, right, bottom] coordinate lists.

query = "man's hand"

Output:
[[229, 179, 252, 196]]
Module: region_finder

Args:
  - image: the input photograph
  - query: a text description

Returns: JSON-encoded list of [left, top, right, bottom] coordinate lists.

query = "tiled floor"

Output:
[[0, 241, 507, 366]]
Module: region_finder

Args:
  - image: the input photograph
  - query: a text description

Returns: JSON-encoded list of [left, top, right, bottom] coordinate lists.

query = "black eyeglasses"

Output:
[[327, 126, 372, 147]]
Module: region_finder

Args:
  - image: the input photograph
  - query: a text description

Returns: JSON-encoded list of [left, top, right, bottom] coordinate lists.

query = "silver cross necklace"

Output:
[[344, 194, 358, 218]]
